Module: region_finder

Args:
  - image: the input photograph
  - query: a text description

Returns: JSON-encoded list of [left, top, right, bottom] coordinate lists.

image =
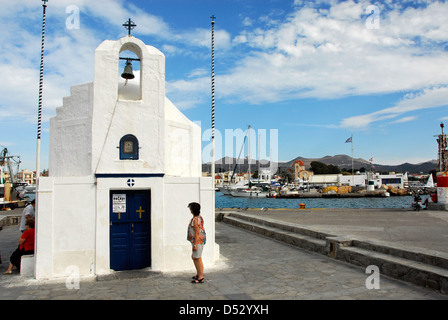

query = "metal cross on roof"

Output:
[[210, 15, 216, 23], [123, 18, 137, 36]]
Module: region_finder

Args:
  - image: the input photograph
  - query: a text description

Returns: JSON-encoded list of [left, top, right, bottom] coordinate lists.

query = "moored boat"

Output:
[[219, 180, 249, 195], [230, 186, 269, 198]]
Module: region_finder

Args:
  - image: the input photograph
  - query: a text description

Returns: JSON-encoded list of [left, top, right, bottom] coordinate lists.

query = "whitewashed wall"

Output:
[[36, 36, 216, 280]]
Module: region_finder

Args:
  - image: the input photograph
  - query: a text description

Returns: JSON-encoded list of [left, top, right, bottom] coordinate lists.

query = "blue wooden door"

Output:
[[110, 190, 151, 271]]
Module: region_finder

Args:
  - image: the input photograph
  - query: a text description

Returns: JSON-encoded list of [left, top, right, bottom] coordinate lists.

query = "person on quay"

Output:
[[20, 199, 35, 233], [4, 218, 35, 275], [187, 202, 206, 284]]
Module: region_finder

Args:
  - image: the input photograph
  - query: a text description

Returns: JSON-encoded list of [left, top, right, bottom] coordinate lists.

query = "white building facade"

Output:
[[35, 36, 218, 279], [310, 173, 406, 189]]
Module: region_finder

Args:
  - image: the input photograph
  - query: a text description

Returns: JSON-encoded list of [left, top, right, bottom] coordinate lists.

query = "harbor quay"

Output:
[[217, 207, 448, 295], [0, 207, 447, 308], [217, 207, 448, 254]]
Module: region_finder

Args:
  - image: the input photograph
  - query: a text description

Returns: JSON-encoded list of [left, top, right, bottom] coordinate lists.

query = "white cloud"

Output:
[[390, 116, 417, 124], [169, 0, 448, 109], [187, 68, 209, 79], [166, 77, 210, 110], [178, 28, 231, 50], [340, 86, 448, 129], [241, 16, 253, 27], [270, 3, 445, 95], [0, 0, 229, 122], [3, 0, 448, 124]]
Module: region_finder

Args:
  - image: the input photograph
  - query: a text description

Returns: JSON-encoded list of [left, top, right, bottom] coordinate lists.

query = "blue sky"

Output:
[[1, 0, 447, 172]]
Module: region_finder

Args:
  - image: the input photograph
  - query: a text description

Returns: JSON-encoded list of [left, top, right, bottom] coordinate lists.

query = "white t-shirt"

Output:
[[20, 204, 35, 232]]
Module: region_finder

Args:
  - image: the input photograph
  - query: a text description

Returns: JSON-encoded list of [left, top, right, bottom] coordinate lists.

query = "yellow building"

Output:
[[293, 160, 313, 181], [16, 169, 35, 185]]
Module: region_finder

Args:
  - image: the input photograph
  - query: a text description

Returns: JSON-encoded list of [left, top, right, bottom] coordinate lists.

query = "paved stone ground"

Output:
[[244, 208, 448, 254], [1, 221, 446, 302]]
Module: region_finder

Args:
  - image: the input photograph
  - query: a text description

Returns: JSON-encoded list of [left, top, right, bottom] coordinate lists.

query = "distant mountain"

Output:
[[202, 154, 437, 174], [282, 154, 370, 170]]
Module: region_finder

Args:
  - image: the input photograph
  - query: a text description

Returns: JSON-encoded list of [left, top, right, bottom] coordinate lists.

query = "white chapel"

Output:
[[35, 33, 218, 279]]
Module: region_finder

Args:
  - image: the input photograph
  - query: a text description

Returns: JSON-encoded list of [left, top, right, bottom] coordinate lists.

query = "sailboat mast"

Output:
[[248, 125, 251, 182], [258, 134, 260, 181], [351, 134, 354, 186]]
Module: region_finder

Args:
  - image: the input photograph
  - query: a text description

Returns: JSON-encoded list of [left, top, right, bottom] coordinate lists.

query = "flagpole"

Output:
[[351, 134, 354, 180], [345, 135, 355, 186]]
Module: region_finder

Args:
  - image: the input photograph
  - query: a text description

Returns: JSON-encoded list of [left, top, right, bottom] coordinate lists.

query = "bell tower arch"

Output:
[[118, 43, 142, 101]]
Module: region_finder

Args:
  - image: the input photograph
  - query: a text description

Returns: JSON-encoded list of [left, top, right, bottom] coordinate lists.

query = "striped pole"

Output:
[[210, 15, 216, 186], [34, 0, 48, 279], [36, 0, 48, 184]]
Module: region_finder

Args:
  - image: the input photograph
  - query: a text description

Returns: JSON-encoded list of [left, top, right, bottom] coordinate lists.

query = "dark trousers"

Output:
[[10, 245, 34, 269]]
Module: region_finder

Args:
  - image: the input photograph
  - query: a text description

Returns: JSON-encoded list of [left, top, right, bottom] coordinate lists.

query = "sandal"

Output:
[[192, 275, 198, 280], [192, 278, 204, 284], [3, 271, 12, 275]]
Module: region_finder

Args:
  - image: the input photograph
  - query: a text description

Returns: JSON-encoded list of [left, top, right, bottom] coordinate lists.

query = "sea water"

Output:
[[215, 193, 423, 209]]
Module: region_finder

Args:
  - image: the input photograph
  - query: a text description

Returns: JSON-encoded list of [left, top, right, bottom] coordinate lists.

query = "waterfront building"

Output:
[[308, 174, 340, 187], [35, 34, 217, 279], [308, 172, 406, 189], [293, 160, 314, 181], [339, 174, 368, 187], [372, 172, 406, 189], [16, 169, 35, 185]]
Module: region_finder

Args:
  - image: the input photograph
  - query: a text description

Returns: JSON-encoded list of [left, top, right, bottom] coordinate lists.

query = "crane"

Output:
[[0, 147, 22, 206]]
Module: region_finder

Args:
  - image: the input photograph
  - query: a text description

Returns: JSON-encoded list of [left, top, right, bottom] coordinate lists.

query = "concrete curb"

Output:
[[219, 211, 448, 294], [0, 215, 20, 228]]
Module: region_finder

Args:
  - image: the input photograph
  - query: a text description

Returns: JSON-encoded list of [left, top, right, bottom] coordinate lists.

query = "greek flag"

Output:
[[345, 136, 352, 143]]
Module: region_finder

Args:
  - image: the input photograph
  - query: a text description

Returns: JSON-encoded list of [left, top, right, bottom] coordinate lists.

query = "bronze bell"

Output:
[[121, 60, 135, 80]]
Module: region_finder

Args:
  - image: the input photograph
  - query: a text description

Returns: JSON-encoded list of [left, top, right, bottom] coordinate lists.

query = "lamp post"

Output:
[[436, 123, 448, 205]]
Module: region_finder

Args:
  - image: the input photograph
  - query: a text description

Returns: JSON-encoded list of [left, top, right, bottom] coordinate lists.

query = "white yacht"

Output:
[[218, 180, 249, 195], [229, 185, 269, 198]]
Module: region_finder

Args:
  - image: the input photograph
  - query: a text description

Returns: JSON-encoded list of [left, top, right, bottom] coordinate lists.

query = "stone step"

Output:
[[223, 212, 448, 269], [336, 245, 448, 293], [351, 239, 448, 270], [220, 211, 448, 294], [222, 211, 334, 240], [223, 215, 328, 255]]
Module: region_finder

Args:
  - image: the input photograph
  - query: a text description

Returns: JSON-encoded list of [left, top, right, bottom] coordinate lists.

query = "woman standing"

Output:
[[187, 202, 206, 284], [3, 218, 35, 275]]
